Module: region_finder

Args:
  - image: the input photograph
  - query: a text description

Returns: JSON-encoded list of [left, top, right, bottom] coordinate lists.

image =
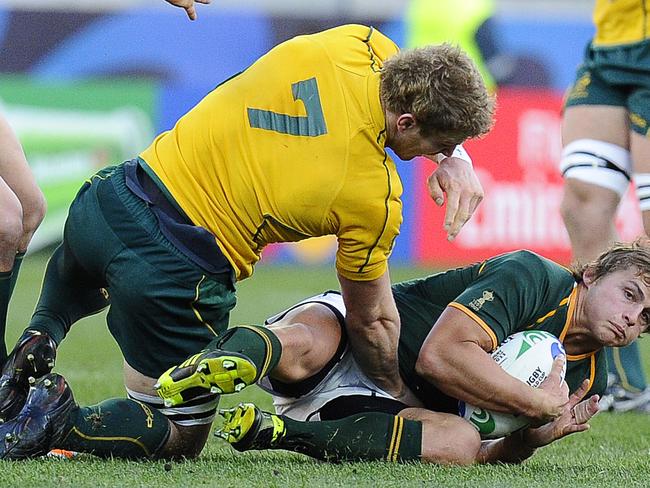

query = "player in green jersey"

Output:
[[163, 240, 649, 464]]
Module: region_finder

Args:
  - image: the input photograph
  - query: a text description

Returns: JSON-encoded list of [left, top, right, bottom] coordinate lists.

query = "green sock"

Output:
[[0, 269, 12, 362], [0, 252, 23, 362], [8, 252, 24, 298], [276, 413, 422, 462], [58, 398, 171, 459], [606, 343, 647, 392], [210, 325, 282, 380]]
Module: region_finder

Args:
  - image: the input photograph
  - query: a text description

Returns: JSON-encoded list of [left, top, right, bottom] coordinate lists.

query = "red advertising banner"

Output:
[[414, 88, 643, 266]]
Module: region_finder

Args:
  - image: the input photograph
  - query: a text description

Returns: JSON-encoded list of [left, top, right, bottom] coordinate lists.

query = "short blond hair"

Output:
[[380, 43, 495, 145], [571, 238, 650, 285]]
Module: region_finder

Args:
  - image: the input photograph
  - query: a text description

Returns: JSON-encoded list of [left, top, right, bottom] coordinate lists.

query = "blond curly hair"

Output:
[[380, 43, 495, 145]]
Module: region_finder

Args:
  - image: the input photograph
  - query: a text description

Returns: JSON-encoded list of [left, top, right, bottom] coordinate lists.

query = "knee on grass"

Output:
[[419, 415, 481, 465], [157, 421, 212, 459]]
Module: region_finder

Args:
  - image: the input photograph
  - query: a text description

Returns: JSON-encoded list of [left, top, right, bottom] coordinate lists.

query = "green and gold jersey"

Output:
[[393, 250, 606, 412], [593, 0, 650, 46], [140, 25, 402, 281]]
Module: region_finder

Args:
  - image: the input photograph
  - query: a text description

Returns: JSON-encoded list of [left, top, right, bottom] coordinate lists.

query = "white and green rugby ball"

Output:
[[458, 330, 566, 439]]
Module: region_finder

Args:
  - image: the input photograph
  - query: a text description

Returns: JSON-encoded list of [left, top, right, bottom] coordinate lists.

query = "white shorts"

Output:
[[259, 291, 397, 421]]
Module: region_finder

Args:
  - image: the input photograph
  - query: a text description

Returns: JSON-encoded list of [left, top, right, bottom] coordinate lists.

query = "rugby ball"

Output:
[[458, 330, 566, 439]]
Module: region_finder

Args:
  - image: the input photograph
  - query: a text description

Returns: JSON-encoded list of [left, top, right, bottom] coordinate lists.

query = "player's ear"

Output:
[[582, 266, 597, 286], [396, 113, 416, 132]]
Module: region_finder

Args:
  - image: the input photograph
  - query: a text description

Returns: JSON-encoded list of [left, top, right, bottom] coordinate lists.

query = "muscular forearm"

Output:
[[338, 271, 407, 399], [346, 314, 401, 394], [416, 307, 563, 421], [417, 341, 546, 418]]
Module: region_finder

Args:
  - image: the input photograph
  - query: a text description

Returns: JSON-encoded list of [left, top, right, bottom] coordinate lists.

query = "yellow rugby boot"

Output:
[[154, 351, 258, 407], [215, 403, 286, 451]]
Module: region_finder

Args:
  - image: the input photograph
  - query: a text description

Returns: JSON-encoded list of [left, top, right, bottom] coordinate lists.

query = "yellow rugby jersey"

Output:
[[140, 25, 402, 282], [593, 0, 650, 46]]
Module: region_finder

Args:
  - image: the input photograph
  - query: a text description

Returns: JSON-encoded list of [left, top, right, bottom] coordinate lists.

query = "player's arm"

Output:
[[164, 0, 211, 20], [476, 380, 600, 464], [338, 271, 418, 405], [415, 306, 568, 422], [334, 150, 413, 402]]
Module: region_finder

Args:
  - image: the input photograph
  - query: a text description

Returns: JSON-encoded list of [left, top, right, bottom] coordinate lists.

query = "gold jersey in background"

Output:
[[593, 0, 650, 46], [140, 25, 402, 282]]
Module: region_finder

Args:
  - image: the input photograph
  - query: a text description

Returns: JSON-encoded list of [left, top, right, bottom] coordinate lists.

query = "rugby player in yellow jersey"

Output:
[[560, 0, 650, 412], [0, 25, 492, 460]]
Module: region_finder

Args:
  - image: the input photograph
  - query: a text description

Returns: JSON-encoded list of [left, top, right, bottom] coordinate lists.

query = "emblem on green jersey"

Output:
[[469, 290, 495, 312], [469, 408, 496, 435]]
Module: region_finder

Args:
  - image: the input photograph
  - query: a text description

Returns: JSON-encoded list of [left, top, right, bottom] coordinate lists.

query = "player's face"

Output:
[[385, 112, 457, 161], [581, 267, 650, 347]]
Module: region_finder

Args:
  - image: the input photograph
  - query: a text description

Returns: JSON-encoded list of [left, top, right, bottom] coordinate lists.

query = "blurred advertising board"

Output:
[[414, 88, 644, 267], [0, 76, 155, 250]]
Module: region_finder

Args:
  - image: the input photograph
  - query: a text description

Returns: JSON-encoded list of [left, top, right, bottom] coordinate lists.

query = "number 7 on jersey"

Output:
[[247, 77, 328, 137]]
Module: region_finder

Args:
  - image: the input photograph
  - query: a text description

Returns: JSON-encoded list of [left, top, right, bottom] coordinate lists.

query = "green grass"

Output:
[[4, 249, 650, 487]]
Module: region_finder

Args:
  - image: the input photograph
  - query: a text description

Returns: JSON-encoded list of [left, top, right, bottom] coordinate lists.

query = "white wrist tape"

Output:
[[451, 144, 472, 165]]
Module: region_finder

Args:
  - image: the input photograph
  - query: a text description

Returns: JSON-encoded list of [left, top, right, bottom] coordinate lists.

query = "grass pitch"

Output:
[[3, 249, 650, 487]]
